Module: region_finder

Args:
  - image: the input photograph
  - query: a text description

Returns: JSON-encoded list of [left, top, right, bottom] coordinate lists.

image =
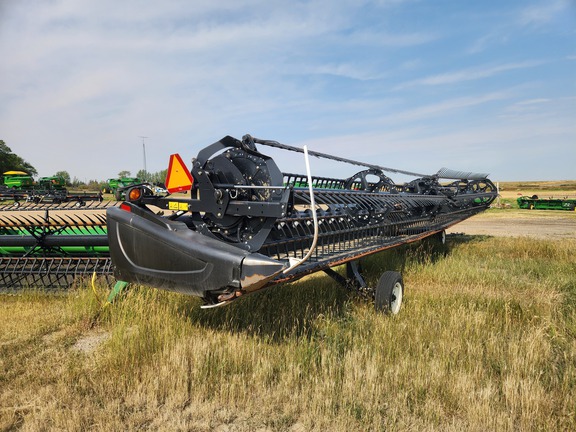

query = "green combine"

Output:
[[2, 171, 34, 189], [104, 177, 142, 200], [37, 176, 67, 190]]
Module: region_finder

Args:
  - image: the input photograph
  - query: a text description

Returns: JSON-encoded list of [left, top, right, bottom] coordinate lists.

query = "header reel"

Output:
[[109, 134, 498, 312]]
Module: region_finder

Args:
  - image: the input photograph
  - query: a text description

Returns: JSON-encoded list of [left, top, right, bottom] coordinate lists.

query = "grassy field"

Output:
[[1, 235, 575, 431], [497, 180, 576, 192]]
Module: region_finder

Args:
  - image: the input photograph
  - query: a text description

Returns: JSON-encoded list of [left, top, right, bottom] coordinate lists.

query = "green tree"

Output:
[[136, 169, 149, 182], [54, 170, 71, 185], [86, 179, 106, 191], [137, 168, 168, 185], [117, 170, 131, 178], [0, 140, 38, 176], [155, 169, 168, 186], [70, 177, 84, 188]]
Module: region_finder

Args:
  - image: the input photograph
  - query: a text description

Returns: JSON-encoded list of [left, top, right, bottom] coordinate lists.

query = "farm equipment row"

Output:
[[1, 135, 497, 313], [0, 189, 104, 208], [1, 170, 104, 209], [3, 171, 66, 190]]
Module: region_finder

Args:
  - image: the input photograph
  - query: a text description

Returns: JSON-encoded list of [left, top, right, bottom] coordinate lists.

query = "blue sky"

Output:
[[1, 0, 574, 183]]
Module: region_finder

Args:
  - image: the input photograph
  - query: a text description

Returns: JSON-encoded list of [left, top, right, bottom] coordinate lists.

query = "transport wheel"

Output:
[[375, 271, 403, 315]]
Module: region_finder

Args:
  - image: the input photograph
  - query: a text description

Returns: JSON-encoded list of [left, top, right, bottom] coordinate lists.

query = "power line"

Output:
[[138, 136, 148, 179]]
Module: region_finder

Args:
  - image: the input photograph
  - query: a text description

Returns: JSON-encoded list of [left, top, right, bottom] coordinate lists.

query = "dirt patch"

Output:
[[447, 210, 576, 240], [71, 330, 110, 354]]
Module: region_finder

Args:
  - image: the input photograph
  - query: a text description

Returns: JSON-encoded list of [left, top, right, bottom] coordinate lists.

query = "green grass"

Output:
[[1, 236, 575, 431]]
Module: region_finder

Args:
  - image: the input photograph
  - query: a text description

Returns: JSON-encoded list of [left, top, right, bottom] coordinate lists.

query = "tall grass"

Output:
[[1, 236, 575, 431]]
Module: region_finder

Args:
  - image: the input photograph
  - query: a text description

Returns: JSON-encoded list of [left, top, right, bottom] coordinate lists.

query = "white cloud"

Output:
[[0, 0, 574, 181], [467, 31, 509, 55], [295, 99, 575, 181], [518, 0, 571, 26], [394, 61, 544, 89], [378, 92, 512, 124]]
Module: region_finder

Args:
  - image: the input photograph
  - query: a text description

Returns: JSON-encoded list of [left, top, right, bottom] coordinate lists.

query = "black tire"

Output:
[[375, 271, 403, 315]]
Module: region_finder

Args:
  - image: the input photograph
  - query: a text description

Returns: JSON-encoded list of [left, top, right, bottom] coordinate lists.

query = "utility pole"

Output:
[[139, 136, 148, 180]]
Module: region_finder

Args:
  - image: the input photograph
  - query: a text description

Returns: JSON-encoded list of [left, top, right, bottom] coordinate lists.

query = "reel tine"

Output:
[[0, 257, 113, 290], [0, 213, 21, 227]]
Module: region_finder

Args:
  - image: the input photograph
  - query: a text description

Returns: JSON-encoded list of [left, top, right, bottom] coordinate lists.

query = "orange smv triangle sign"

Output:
[[165, 153, 194, 193]]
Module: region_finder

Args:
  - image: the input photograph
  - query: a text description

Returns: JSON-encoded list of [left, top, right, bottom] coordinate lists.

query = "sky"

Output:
[[0, 0, 574, 183]]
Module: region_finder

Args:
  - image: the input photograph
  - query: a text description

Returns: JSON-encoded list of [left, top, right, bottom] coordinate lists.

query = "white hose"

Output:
[[283, 145, 319, 274]]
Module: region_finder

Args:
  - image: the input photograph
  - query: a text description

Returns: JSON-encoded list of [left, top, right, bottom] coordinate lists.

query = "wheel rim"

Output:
[[390, 282, 403, 314]]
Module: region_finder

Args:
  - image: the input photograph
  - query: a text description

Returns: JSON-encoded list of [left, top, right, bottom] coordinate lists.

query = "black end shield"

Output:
[[107, 205, 284, 298]]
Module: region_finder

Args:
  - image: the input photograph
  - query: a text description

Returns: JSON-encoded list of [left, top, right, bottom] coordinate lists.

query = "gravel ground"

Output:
[[447, 210, 576, 240]]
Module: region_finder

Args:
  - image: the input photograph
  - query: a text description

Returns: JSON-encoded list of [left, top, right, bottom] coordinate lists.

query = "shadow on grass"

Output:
[[360, 234, 465, 278], [447, 233, 493, 244], [172, 234, 494, 341], [180, 278, 353, 341]]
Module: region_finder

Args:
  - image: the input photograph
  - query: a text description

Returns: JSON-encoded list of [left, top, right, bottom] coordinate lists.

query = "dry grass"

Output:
[[497, 180, 576, 193], [1, 236, 575, 431]]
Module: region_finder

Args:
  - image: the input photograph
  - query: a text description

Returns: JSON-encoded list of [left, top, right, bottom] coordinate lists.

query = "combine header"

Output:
[[0, 211, 111, 289], [106, 134, 497, 313], [517, 195, 576, 211]]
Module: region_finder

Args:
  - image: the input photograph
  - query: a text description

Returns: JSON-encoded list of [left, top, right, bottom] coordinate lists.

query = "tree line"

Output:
[[1, 140, 169, 189]]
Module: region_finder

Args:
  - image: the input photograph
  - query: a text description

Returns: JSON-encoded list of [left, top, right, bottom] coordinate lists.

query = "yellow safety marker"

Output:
[[165, 153, 194, 193]]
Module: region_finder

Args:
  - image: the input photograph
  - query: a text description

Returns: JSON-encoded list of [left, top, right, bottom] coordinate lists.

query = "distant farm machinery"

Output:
[[103, 177, 142, 201], [1, 171, 103, 207], [1, 135, 497, 313], [517, 195, 576, 211]]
